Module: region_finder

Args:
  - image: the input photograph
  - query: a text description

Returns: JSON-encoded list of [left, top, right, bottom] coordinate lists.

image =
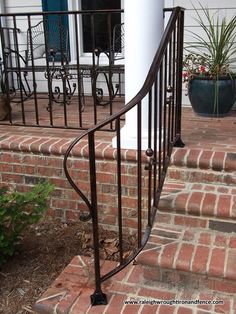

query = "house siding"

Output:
[[174, 0, 236, 105], [1, 0, 235, 103]]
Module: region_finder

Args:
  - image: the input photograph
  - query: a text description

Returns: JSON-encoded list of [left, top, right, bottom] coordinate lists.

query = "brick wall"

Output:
[[0, 134, 149, 234]]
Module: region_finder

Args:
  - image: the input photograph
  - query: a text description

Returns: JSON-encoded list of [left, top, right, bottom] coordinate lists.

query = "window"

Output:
[[81, 0, 121, 53]]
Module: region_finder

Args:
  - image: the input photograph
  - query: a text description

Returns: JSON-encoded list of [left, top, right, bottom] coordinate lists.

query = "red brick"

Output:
[[143, 267, 161, 284], [177, 307, 194, 314], [233, 299, 236, 313], [70, 288, 94, 314], [159, 242, 179, 269], [40, 138, 60, 154], [138, 287, 175, 300], [57, 291, 81, 314], [0, 163, 13, 172], [231, 196, 236, 218], [141, 305, 159, 314], [201, 193, 216, 216], [50, 139, 71, 155], [186, 149, 201, 168], [198, 232, 212, 245], [208, 278, 236, 293], [158, 305, 175, 314], [172, 148, 188, 166], [2, 173, 24, 184], [198, 150, 213, 169], [182, 230, 195, 242], [158, 196, 173, 211], [204, 185, 216, 191], [216, 195, 231, 218], [214, 297, 231, 314], [137, 248, 160, 268], [87, 302, 107, 314], [208, 248, 226, 277], [122, 304, 142, 314], [127, 265, 144, 284], [175, 243, 194, 272], [214, 234, 228, 247], [198, 292, 214, 310], [225, 153, 236, 172], [122, 304, 141, 314], [108, 282, 137, 295], [217, 186, 229, 193], [96, 172, 116, 184], [212, 151, 225, 171], [105, 294, 127, 314], [155, 212, 172, 224], [191, 245, 210, 274], [174, 216, 207, 228], [187, 192, 204, 215], [174, 193, 189, 213], [192, 183, 203, 190], [30, 138, 50, 152], [229, 236, 236, 248], [225, 250, 236, 280]]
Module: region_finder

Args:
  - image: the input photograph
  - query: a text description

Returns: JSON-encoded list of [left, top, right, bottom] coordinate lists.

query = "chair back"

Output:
[[26, 19, 69, 63], [112, 22, 124, 63]]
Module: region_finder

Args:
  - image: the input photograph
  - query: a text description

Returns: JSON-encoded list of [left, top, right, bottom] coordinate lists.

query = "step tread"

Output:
[[34, 254, 236, 314], [137, 224, 236, 286]]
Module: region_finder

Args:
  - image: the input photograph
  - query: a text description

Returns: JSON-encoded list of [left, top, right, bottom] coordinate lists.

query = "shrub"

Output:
[[0, 182, 54, 266]]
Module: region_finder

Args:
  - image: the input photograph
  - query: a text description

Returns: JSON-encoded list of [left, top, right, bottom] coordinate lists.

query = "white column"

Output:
[[112, 0, 164, 149]]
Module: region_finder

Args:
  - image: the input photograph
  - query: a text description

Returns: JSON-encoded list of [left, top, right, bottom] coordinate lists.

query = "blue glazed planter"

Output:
[[188, 77, 236, 117]]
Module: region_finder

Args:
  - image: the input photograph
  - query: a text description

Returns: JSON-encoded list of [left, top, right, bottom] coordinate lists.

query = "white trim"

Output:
[[165, 0, 174, 7], [0, 0, 5, 13]]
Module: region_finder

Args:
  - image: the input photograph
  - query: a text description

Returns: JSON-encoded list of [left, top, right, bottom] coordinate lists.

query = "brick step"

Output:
[[168, 166, 236, 186], [171, 148, 236, 173], [34, 254, 236, 314], [137, 224, 236, 298], [159, 183, 236, 222], [156, 209, 236, 233], [169, 148, 236, 186], [158, 180, 236, 233]]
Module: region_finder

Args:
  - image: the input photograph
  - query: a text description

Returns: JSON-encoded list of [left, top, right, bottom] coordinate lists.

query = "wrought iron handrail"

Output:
[[64, 6, 185, 306]]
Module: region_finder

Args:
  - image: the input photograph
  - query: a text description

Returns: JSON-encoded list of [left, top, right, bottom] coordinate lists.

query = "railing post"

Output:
[[175, 9, 185, 148], [88, 132, 108, 306]]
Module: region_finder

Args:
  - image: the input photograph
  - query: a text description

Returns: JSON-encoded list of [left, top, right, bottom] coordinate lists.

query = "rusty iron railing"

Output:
[[64, 7, 185, 305], [0, 9, 124, 130]]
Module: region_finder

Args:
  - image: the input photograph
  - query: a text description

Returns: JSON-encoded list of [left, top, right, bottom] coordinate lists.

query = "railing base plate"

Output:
[[90, 291, 108, 306], [174, 137, 185, 148]]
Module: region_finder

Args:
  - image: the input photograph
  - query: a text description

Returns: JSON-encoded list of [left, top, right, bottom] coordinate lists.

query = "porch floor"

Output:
[[0, 102, 236, 153]]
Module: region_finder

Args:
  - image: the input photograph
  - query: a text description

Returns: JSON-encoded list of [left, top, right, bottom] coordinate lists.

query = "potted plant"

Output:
[[183, 3, 236, 116]]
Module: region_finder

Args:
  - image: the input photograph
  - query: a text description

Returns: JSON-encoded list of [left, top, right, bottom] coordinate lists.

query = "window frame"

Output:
[[67, 0, 124, 65]]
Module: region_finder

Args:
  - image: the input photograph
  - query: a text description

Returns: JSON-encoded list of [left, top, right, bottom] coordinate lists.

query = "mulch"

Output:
[[0, 218, 135, 314]]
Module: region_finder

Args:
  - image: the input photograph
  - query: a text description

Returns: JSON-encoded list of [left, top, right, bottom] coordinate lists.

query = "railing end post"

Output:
[[90, 291, 108, 306]]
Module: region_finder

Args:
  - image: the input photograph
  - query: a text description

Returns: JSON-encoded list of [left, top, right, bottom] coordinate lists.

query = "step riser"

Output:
[[168, 167, 236, 186], [157, 210, 236, 233], [159, 191, 236, 221], [171, 149, 236, 174], [142, 266, 236, 294]]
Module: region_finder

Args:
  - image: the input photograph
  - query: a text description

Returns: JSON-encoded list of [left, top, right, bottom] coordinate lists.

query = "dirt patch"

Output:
[[0, 218, 135, 314]]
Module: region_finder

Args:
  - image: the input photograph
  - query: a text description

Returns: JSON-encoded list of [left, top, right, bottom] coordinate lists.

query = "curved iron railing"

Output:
[[64, 7, 185, 306]]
